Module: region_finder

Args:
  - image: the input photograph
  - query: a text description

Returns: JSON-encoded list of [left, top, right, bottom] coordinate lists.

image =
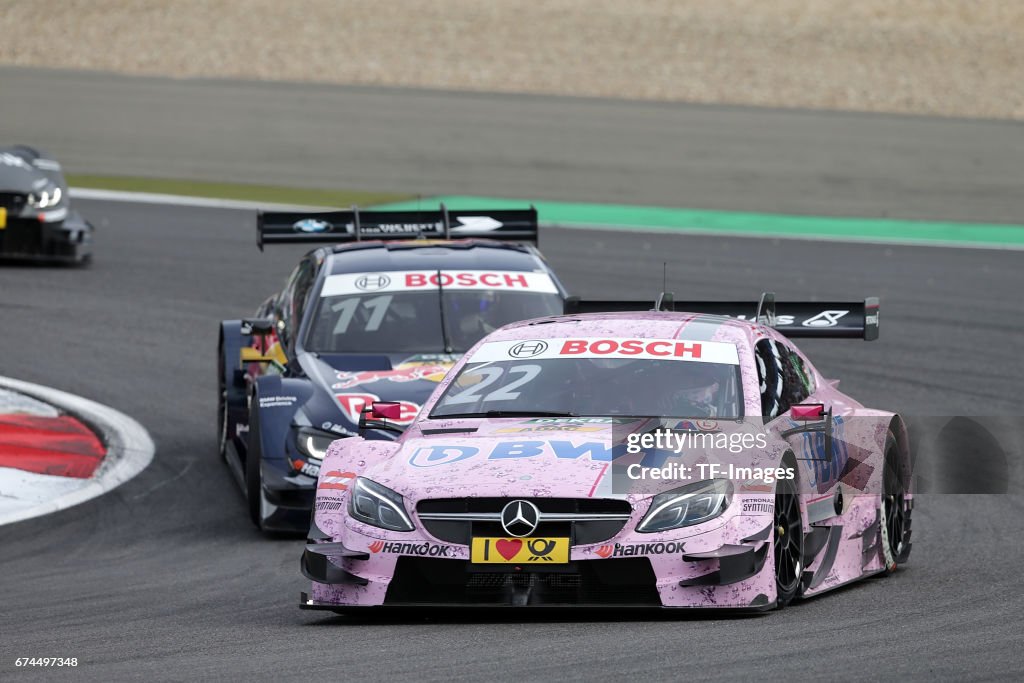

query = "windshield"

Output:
[[431, 338, 743, 419], [305, 289, 563, 354]]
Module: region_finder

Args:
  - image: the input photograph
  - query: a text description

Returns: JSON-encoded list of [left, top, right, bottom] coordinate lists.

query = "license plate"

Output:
[[470, 537, 570, 564], [0, 207, 6, 229]]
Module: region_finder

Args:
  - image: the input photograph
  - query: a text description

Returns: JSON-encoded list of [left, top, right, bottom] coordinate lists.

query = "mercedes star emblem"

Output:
[[500, 499, 541, 537]]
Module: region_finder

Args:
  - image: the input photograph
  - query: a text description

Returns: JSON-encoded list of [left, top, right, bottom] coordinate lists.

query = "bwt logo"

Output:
[[355, 274, 391, 291], [407, 441, 624, 468], [508, 340, 548, 358], [292, 218, 332, 233], [409, 445, 479, 468]]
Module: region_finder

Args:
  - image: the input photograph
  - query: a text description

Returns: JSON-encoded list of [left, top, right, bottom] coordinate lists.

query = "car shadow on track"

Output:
[[298, 569, 906, 626], [302, 606, 770, 626], [0, 258, 89, 269]]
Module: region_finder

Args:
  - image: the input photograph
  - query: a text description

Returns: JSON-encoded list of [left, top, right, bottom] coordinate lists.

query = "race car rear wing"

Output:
[[564, 292, 880, 340], [257, 203, 538, 250]]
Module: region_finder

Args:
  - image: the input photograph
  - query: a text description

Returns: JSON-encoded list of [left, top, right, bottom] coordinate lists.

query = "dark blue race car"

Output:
[[218, 205, 567, 532]]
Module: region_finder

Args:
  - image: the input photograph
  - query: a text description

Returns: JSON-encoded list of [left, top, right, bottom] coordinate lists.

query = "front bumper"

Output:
[[301, 513, 776, 609], [0, 214, 92, 263], [258, 461, 318, 533]]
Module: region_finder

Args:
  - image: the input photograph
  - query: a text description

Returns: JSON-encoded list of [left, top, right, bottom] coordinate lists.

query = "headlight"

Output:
[[295, 427, 337, 461], [28, 184, 62, 209], [347, 477, 414, 532], [636, 479, 732, 533]]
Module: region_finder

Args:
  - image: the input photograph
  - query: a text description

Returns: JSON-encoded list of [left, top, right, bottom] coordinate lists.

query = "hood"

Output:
[[362, 417, 784, 502], [298, 352, 458, 429], [0, 150, 56, 194]]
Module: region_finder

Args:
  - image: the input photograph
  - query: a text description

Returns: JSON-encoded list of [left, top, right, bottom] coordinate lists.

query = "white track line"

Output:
[[0, 376, 155, 527], [69, 187, 331, 211]]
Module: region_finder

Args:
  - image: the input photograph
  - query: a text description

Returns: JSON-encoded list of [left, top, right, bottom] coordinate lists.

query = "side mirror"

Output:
[[358, 401, 405, 435], [791, 403, 824, 421], [241, 318, 275, 336], [371, 401, 404, 420], [780, 404, 833, 461]]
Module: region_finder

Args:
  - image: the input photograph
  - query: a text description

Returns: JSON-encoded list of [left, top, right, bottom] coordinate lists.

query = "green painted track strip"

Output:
[[375, 196, 1024, 249]]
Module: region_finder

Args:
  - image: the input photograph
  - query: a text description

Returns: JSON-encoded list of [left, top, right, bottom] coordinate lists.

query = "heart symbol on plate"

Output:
[[495, 539, 522, 560]]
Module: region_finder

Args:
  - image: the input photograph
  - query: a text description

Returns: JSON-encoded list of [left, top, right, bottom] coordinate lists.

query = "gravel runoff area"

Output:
[[1, 0, 1021, 119]]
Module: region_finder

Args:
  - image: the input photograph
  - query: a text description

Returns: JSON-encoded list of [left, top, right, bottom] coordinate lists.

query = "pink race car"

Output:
[[301, 293, 912, 611]]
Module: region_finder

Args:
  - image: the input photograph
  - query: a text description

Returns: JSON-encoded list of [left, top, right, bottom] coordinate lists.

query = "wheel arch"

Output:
[[248, 374, 315, 464], [887, 415, 913, 495], [218, 320, 248, 403], [778, 448, 809, 533], [218, 320, 252, 458]]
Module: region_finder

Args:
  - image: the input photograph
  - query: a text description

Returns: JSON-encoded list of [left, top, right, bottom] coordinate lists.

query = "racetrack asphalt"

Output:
[[0, 198, 1021, 681], [1, 66, 1023, 225]]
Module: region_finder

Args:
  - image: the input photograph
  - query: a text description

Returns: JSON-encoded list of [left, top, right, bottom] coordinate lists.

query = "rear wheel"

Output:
[[774, 472, 805, 607], [881, 432, 912, 572], [217, 342, 228, 459]]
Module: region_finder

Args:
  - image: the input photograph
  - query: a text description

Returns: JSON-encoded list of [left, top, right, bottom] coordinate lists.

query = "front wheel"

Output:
[[774, 472, 805, 607], [246, 406, 265, 529]]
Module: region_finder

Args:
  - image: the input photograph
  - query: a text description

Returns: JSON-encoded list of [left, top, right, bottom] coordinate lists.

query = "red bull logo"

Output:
[[333, 363, 451, 390]]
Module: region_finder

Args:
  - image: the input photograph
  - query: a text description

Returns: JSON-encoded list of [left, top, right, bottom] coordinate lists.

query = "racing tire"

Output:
[[774, 466, 805, 608], [245, 403, 265, 529], [217, 340, 228, 460], [880, 431, 912, 572]]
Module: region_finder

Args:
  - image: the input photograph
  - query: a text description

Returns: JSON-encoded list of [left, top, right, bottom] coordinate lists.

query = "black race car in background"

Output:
[[0, 145, 93, 263], [219, 205, 567, 532]]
